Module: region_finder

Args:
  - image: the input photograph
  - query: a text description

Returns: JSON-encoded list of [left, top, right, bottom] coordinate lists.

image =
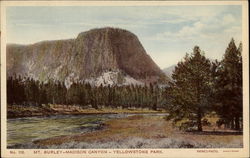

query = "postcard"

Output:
[[1, 1, 249, 157]]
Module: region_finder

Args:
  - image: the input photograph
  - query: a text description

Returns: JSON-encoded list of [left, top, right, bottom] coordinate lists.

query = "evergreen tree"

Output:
[[213, 39, 243, 130], [7, 76, 14, 105], [166, 46, 212, 131], [7, 75, 166, 110], [25, 78, 40, 105], [39, 83, 48, 105]]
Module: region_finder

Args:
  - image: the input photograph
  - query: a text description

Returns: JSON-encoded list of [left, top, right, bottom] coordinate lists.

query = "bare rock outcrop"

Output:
[[7, 27, 169, 86]]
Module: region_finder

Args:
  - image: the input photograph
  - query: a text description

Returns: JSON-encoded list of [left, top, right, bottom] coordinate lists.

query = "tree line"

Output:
[[7, 39, 243, 131], [7, 76, 166, 110]]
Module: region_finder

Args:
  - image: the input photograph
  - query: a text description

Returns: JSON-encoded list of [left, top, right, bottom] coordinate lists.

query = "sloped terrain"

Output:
[[7, 27, 169, 86]]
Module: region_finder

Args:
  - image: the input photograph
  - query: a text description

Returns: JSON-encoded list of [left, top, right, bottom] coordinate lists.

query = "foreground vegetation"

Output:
[[32, 115, 242, 148]]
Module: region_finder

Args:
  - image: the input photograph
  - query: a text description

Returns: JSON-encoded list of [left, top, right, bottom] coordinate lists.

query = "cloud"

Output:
[[144, 8, 242, 68], [153, 22, 204, 41], [222, 14, 236, 25], [7, 5, 242, 68], [152, 11, 241, 42]]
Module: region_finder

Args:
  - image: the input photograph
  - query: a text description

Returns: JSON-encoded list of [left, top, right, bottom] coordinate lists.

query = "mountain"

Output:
[[7, 27, 169, 87], [163, 65, 176, 80]]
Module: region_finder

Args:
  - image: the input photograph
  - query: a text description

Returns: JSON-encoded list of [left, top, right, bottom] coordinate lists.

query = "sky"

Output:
[[6, 5, 242, 69]]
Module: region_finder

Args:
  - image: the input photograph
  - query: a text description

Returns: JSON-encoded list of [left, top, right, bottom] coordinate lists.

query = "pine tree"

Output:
[[39, 82, 48, 105], [24, 77, 40, 105], [213, 39, 243, 130], [166, 46, 212, 131]]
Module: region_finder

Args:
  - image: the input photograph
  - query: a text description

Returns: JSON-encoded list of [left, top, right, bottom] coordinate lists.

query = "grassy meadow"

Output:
[[33, 115, 242, 148]]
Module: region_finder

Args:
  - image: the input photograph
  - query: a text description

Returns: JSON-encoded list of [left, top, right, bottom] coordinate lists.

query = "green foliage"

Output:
[[166, 46, 213, 131], [7, 76, 166, 110], [165, 39, 243, 131], [7, 75, 26, 105], [212, 39, 243, 130]]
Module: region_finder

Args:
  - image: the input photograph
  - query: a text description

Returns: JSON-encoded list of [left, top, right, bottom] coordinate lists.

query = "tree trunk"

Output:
[[230, 118, 235, 129], [240, 118, 243, 130], [152, 104, 157, 110], [197, 110, 203, 131], [197, 119, 202, 131], [235, 116, 240, 130]]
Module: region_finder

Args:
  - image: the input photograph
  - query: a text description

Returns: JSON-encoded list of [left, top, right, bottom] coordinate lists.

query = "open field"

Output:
[[33, 115, 242, 148]]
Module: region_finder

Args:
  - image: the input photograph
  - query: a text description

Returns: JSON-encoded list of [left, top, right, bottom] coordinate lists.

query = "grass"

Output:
[[7, 104, 166, 118], [34, 115, 243, 148]]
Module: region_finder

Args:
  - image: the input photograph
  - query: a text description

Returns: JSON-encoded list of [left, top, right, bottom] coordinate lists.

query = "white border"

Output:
[[1, 1, 249, 157]]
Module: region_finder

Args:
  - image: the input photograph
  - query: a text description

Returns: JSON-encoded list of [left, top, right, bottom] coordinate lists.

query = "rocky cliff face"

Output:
[[7, 27, 169, 86]]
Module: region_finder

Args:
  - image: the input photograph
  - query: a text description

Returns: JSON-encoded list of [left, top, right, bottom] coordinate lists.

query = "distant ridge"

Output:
[[163, 65, 176, 80]]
